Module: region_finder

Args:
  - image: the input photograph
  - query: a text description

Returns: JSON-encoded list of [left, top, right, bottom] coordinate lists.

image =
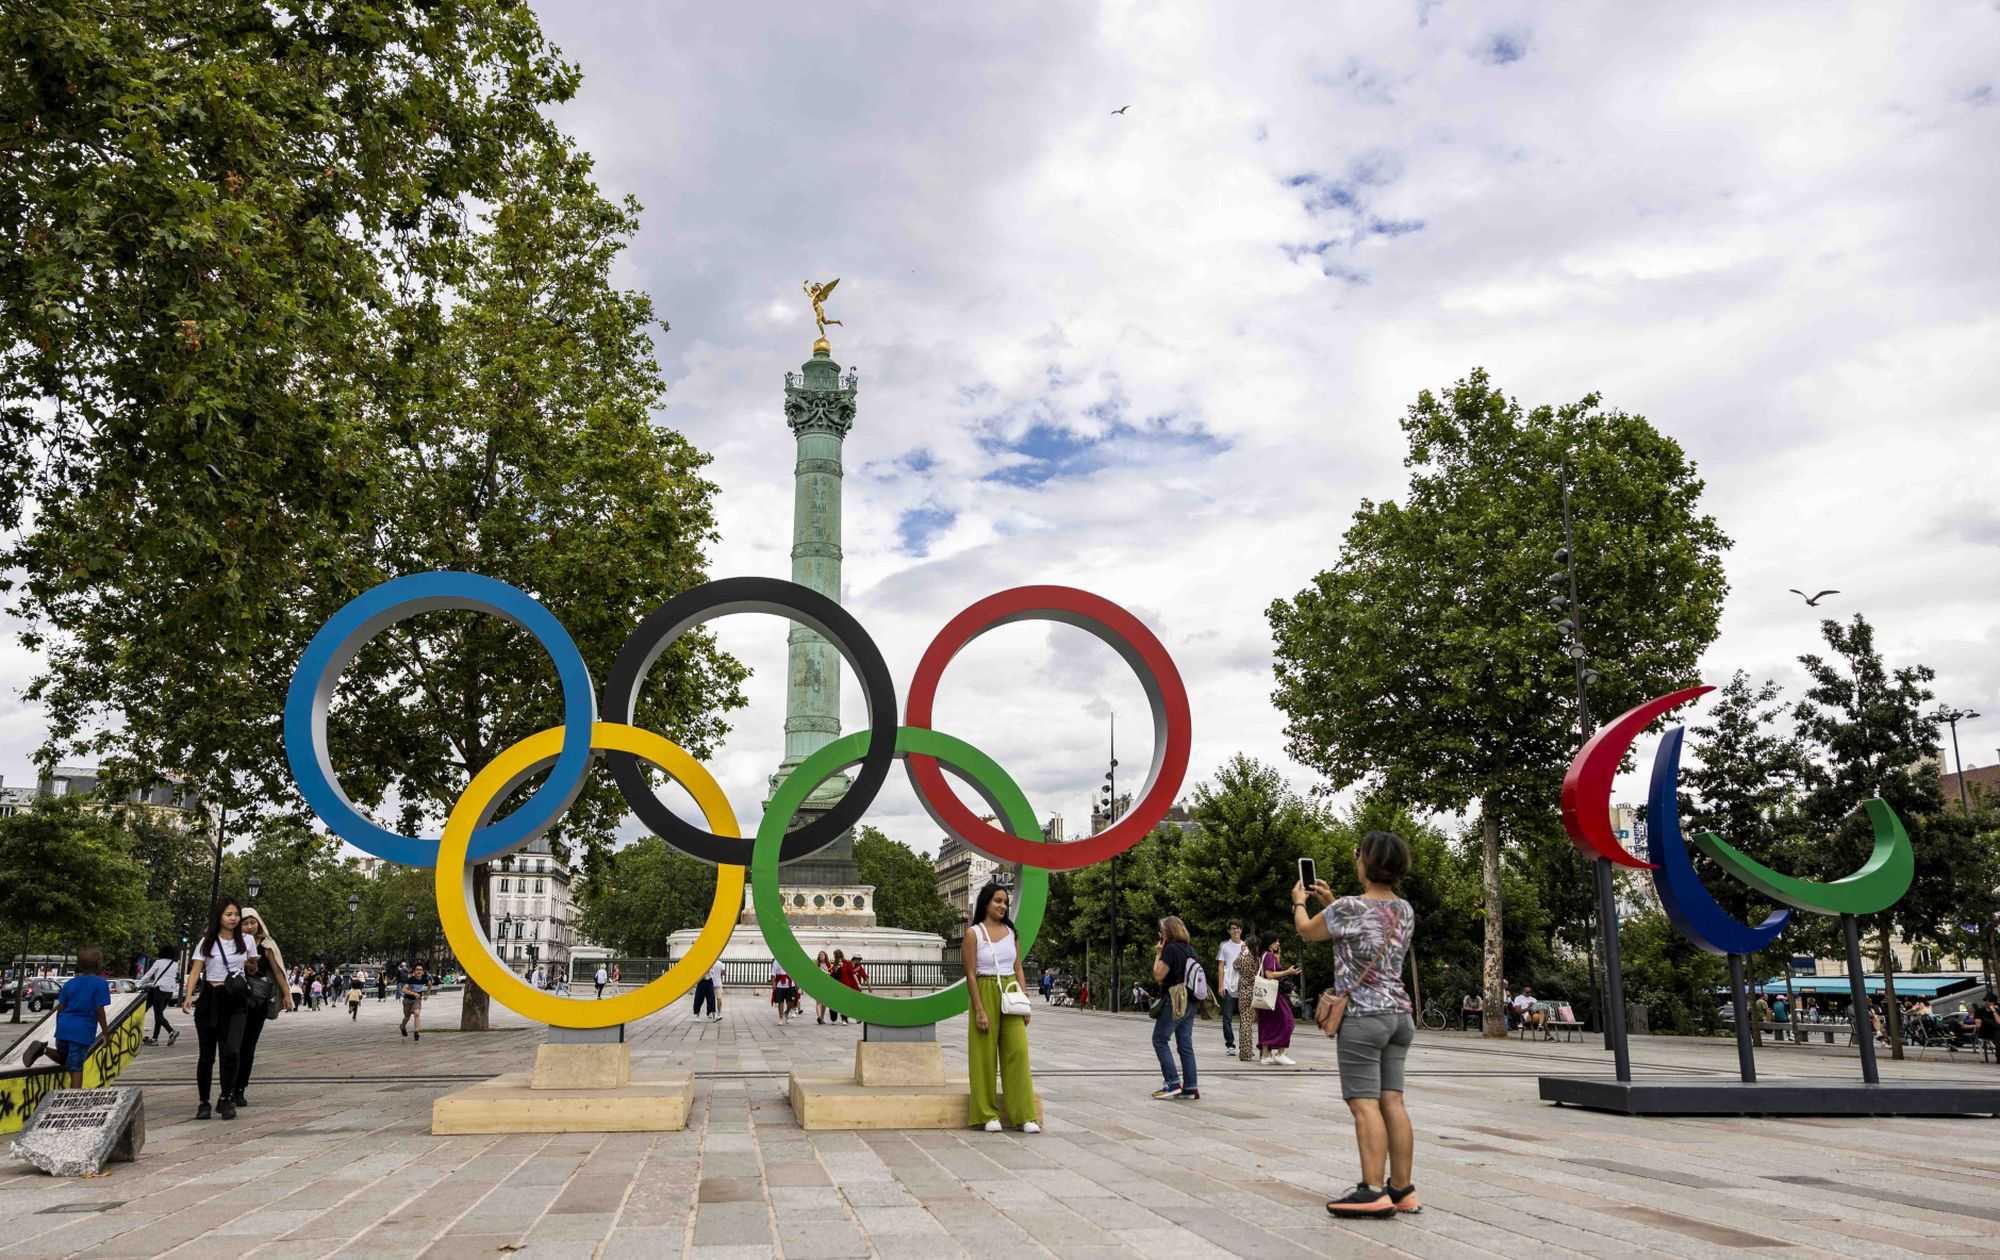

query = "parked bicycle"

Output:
[[1419, 998, 1447, 1031]]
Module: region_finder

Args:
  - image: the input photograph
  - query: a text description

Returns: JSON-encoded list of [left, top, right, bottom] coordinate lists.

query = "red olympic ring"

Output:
[[903, 585, 1192, 870]]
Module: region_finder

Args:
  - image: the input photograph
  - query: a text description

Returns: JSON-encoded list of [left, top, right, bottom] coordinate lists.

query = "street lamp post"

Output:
[[346, 892, 360, 967], [1551, 475, 1631, 1082], [1100, 714, 1120, 1015], [246, 873, 262, 904], [1935, 706, 1982, 816], [404, 905, 417, 965]]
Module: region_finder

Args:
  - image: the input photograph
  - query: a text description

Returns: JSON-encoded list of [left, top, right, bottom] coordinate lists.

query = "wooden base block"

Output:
[[532, 1042, 631, 1090], [788, 1073, 1042, 1131], [432, 1073, 692, 1134]]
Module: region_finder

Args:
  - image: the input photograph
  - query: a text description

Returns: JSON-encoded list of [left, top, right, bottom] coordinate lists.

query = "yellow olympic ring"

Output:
[[435, 722, 743, 1029]]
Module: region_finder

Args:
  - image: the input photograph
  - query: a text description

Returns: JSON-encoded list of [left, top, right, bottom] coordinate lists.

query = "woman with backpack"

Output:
[[178, 895, 260, 1120], [1294, 829, 1420, 1222], [962, 881, 1039, 1133], [1148, 915, 1200, 1101]]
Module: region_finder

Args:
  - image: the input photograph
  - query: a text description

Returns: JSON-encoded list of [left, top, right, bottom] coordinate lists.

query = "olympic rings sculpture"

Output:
[[285, 573, 1191, 1028]]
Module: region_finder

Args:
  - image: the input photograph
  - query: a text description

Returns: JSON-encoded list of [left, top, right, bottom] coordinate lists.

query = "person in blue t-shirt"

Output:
[[28, 945, 111, 1088], [399, 962, 430, 1041]]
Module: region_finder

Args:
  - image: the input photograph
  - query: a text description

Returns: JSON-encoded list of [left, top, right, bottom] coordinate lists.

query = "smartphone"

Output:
[[1298, 857, 1317, 892]]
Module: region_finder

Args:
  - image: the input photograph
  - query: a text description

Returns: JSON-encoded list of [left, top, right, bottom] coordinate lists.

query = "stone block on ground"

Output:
[[8, 1086, 145, 1177], [532, 1042, 632, 1090]]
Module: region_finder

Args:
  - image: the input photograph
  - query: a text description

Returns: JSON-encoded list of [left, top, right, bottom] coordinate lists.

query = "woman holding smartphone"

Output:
[[1294, 829, 1419, 1222]]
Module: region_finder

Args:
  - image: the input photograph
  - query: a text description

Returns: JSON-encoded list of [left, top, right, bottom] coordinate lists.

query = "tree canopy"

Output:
[[853, 826, 959, 939], [1, 1, 747, 1029], [1268, 368, 1729, 1032]]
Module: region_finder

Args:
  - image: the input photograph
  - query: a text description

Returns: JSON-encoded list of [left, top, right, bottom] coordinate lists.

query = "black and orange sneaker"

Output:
[[1326, 1183, 1395, 1219], [1387, 1182, 1422, 1213]]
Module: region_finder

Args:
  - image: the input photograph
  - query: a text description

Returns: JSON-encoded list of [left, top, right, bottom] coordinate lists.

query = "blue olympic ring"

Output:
[[283, 573, 597, 867]]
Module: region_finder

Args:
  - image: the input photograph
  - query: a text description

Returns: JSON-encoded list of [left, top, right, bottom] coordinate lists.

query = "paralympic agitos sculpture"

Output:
[[285, 573, 1190, 1030]]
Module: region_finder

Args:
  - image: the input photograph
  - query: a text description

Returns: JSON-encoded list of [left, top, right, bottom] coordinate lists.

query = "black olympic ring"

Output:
[[599, 576, 898, 866]]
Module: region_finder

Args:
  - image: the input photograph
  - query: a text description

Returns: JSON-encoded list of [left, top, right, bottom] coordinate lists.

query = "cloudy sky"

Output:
[[4, 2, 1997, 858]]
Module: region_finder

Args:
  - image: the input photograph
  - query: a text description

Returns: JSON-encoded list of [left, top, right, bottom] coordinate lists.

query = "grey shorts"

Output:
[[1336, 1010, 1415, 1100]]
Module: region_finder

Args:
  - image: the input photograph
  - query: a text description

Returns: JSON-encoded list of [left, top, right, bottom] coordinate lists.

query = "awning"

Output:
[[1748, 973, 1983, 999]]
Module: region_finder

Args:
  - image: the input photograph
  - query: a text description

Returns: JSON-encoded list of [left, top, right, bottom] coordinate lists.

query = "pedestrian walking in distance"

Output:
[[400, 961, 430, 1040], [962, 881, 1040, 1133], [692, 958, 719, 1021], [138, 953, 180, 1046], [1216, 921, 1246, 1054], [1294, 829, 1420, 1221], [1233, 925, 1262, 1062], [595, 964, 608, 999], [346, 977, 363, 1020], [180, 896, 259, 1120]]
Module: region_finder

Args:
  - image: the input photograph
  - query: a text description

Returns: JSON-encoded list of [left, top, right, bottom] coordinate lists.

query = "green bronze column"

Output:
[[763, 337, 869, 900]]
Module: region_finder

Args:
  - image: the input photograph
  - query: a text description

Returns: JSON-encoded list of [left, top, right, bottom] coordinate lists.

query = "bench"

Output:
[[1515, 1002, 1583, 1042]]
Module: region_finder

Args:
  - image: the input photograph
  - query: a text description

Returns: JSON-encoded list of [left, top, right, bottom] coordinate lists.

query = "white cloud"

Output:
[[5, 0, 1998, 854]]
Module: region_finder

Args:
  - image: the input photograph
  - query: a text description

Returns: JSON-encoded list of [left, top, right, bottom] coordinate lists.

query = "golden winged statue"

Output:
[[803, 278, 843, 341]]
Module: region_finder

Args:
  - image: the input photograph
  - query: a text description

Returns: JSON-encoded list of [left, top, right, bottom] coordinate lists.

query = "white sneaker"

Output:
[[1258, 1054, 1273, 1065], [1021, 1121, 1041, 1134], [1273, 1053, 1297, 1066], [983, 1118, 1002, 1132]]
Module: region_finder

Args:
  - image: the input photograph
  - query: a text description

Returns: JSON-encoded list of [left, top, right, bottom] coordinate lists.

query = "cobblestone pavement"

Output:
[[6, 989, 2000, 1258]]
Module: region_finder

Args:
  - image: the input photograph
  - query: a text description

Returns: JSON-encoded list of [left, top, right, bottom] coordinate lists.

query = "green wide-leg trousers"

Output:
[[967, 975, 1038, 1127]]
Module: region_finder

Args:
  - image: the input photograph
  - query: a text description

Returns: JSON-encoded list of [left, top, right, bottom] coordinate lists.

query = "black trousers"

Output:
[[235, 1007, 268, 1095], [146, 989, 175, 1038], [692, 977, 717, 1017], [194, 986, 246, 1104]]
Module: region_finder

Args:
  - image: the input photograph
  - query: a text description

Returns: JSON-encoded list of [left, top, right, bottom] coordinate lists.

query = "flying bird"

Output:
[[1111, 105, 1130, 115], [1789, 588, 1840, 607]]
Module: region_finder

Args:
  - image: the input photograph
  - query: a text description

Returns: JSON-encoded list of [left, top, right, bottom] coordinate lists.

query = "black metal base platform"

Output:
[[1539, 1076, 2000, 1117]]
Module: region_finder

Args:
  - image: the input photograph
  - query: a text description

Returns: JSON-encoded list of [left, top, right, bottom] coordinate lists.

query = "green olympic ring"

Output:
[[754, 726, 1049, 1026], [1691, 797, 1913, 918]]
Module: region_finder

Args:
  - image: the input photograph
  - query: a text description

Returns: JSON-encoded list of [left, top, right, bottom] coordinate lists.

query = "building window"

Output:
[[854, 897, 865, 911], [536, 879, 544, 893], [498, 878, 509, 893], [813, 894, 825, 908], [832, 894, 845, 908]]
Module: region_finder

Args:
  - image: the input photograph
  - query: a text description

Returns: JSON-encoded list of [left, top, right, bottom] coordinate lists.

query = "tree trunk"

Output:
[[1878, 921, 1902, 1060], [459, 862, 492, 1031], [1983, 920, 1997, 993], [1480, 802, 1506, 1038]]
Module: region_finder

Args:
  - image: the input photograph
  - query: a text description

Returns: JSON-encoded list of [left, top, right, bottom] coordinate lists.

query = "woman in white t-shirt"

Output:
[[961, 881, 1039, 1134], [179, 895, 260, 1121]]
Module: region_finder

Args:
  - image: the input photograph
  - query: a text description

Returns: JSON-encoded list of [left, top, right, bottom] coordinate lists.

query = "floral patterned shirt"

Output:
[[1320, 896, 1415, 1014]]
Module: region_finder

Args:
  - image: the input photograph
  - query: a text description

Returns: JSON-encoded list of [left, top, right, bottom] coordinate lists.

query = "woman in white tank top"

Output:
[[961, 880, 1039, 1133]]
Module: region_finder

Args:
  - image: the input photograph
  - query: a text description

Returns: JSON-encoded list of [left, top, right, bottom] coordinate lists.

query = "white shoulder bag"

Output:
[[999, 980, 1033, 1017]]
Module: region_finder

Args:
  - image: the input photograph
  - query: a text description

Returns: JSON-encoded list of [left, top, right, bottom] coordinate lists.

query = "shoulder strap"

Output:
[[973, 923, 989, 946]]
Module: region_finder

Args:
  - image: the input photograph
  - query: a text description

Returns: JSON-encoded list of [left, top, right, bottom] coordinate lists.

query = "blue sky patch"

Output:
[[976, 417, 1229, 488], [1485, 32, 1528, 65], [896, 504, 956, 556]]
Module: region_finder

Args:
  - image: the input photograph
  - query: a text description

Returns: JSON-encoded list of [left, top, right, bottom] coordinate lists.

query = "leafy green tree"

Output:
[[573, 837, 719, 959], [1792, 614, 1952, 1058], [853, 827, 958, 938], [1162, 754, 1342, 989], [2, 4, 747, 1030], [1619, 909, 1728, 1035], [1682, 670, 1813, 991], [0, 800, 152, 979], [1268, 369, 1729, 1034], [219, 820, 371, 967], [1061, 824, 1188, 1007], [117, 812, 218, 959]]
